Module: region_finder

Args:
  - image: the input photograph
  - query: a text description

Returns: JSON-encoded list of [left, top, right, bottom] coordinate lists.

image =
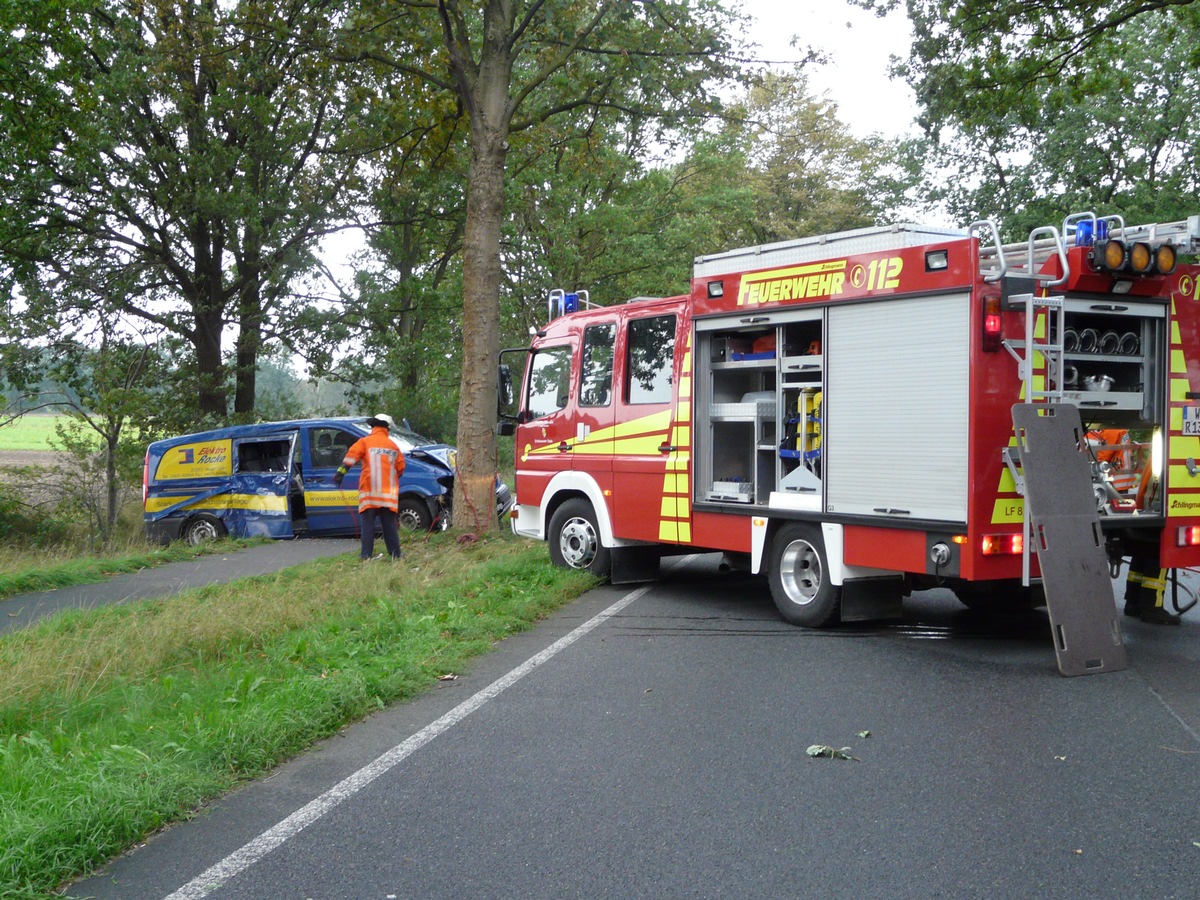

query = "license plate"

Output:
[[1185, 407, 1200, 436]]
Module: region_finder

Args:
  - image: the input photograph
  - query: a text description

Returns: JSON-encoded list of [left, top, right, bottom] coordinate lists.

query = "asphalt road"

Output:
[[0, 539, 354, 635], [65, 552, 1200, 900]]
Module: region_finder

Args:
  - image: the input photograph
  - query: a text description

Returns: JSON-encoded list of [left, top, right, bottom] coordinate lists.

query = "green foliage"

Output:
[[869, 0, 1200, 233], [0, 0, 375, 417], [0, 484, 72, 549]]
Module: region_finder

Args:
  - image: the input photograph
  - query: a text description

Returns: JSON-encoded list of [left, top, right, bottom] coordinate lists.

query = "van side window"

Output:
[[626, 314, 676, 404], [527, 344, 573, 419], [238, 438, 291, 473], [310, 428, 348, 468], [580, 324, 615, 407]]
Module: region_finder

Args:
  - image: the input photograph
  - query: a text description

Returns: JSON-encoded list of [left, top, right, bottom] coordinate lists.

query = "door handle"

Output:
[[558, 442, 572, 452], [659, 443, 676, 454]]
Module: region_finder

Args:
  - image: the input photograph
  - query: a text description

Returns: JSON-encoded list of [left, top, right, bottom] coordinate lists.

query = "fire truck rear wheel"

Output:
[[768, 523, 840, 627], [548, 499, 611, 578], [182, 513, 226, 546]]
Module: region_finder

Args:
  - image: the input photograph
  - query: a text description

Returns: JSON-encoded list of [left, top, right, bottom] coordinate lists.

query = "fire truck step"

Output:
[[1011, 403, 1127, 676]]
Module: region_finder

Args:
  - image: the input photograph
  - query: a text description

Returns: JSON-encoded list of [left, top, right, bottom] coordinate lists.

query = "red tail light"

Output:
[[981, 533, 1023, 555], [982, 294, 1002, 351]]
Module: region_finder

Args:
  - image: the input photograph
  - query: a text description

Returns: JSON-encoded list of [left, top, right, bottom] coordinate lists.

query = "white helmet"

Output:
[[368, 413, 396, 429]]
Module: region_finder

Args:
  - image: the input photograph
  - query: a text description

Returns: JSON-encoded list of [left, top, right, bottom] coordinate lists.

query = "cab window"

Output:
[[626, 315, 676, 404], [527, 344, 573, 419], [580, 324, 615, 407]]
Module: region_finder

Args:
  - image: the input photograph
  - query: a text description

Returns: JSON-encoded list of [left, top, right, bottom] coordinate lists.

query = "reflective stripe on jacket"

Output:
[[342, 426, 406, 513]]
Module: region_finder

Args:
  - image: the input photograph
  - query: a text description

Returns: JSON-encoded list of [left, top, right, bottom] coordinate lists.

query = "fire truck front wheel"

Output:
[[548, 499, 611, 578], [768, 523, 841, 627]]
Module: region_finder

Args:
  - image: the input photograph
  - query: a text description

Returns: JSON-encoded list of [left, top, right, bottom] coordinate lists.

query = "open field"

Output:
[[0, 415, 67, 452]]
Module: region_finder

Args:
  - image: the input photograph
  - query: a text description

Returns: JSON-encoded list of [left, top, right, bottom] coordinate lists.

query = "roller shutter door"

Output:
[[824, 294, 970, 522]]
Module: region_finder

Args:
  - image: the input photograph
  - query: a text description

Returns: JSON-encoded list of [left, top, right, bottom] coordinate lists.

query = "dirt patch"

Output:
[[0, 450, 73, 505], [0, 450, 70, 469]]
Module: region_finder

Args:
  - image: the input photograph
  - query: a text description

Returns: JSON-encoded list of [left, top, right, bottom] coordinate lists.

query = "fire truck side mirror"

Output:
[[498, 364, 515, 417]]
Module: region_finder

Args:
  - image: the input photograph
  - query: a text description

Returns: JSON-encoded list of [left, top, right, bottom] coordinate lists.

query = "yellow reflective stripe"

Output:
[[144, 493, 288, 513]]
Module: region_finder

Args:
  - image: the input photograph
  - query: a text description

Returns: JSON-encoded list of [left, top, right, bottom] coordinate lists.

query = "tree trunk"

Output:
[[453, 130, 505, 534], [234, 278, 262, 415]]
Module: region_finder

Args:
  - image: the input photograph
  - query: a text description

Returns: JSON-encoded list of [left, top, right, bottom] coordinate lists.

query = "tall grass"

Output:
[[0, 533, 593, 899]]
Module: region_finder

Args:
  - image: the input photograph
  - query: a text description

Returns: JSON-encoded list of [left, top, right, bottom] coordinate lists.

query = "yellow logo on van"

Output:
[[156, 439, 233, 480]]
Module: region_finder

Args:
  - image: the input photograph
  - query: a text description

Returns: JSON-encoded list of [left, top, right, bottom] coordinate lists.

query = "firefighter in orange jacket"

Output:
[[332, 413, 406, 560]]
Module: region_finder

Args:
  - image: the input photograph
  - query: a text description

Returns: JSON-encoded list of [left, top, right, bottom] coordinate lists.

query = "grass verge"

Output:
[[0, 533, 595, 899]]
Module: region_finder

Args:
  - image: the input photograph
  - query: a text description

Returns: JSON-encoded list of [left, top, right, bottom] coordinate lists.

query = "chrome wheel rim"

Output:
[[558, 516, 598, 568]]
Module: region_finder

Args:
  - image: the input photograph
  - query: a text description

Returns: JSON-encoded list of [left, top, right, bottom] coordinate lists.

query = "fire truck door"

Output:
[[571, 322, 617, 491], [611, 313, 681, 542], [517, 342, 578, 511]]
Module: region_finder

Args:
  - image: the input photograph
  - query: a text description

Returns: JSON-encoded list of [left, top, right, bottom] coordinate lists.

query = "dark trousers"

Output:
[[359, 506, 402, 559]]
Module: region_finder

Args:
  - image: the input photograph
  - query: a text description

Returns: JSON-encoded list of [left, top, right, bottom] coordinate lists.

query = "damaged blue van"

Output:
[[143, 417, 513, 545]]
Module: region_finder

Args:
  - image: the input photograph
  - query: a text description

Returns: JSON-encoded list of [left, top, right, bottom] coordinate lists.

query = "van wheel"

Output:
[[397, 497, 434, 532], [548, 499, 611, 578], [768, 523, 840, 627], [182, 514, 226, 546]]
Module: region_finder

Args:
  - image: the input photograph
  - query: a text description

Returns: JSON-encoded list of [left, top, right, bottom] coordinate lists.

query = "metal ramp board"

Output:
[[1011, 404, 1127, 676]]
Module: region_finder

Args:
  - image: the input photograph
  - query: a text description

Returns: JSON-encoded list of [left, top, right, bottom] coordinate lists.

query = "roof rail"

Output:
[[976, 211, 1200, 282]]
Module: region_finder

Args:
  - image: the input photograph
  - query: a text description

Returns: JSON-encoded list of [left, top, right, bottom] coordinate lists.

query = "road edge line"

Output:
[[164, 582, 655, 900]]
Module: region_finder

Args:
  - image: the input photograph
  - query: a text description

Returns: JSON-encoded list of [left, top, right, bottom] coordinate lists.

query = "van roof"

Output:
[[146, 417, 369, 450]]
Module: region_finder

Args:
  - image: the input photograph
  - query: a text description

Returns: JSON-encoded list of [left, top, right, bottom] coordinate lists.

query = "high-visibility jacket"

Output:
[[341, 426, 405, 513]]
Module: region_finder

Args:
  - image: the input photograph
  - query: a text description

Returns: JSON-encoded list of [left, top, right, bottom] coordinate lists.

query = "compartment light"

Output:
[[925, 249, 949, 271], [707, 280, 724, 299]]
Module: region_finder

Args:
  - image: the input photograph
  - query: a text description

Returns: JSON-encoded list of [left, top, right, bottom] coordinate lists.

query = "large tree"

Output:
[[352, 0, 747, 533], [0, 0, 374, 418]]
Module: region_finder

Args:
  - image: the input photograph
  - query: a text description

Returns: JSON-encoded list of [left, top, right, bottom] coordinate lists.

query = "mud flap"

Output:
[[840, 577, 904, 623], [610, 546, 661, 584], [1012, 404, 1127, 676]]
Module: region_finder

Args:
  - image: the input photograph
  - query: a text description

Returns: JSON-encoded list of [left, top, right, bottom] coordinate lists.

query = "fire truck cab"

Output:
[[500, 211, 1200, 657]]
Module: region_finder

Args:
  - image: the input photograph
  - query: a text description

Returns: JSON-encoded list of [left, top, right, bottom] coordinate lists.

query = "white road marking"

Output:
[[165, 581, 660, 900]]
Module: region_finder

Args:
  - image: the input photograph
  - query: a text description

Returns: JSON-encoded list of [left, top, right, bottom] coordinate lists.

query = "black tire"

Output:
[[547, 499, 612, 578], [397, 496, 434, 532], [181, 513, 226, 546], [767, 523, 841, 627]]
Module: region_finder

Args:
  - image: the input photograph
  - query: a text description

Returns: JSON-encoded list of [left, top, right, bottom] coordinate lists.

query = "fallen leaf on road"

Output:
[[857, 730, 871, 739], [438, 673, 458, 681]]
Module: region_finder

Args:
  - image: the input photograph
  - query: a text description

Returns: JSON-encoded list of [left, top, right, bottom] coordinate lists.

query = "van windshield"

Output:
[[353, 421, 440, 452]]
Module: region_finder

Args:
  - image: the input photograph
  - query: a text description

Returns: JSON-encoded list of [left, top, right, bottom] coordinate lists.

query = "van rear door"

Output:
[[230, 432, 301, 538]]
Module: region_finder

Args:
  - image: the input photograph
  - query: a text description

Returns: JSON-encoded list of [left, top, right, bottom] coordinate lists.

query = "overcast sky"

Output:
[[739, 0, 918, 139]]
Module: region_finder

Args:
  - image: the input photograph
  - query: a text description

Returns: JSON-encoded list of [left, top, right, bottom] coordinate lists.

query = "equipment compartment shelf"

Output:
[[711, 357, 776, 370], [1061, 391, 1145, 410], [710, 400, 775, 421]]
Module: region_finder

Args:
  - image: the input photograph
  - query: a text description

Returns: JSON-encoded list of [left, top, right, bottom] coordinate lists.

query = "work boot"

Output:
[[1123, 601, 1142, 617], [1140, 606, 1182, 626]]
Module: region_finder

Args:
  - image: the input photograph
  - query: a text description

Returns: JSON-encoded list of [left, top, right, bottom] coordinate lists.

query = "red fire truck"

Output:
[[499, 211, 1200, 650]]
